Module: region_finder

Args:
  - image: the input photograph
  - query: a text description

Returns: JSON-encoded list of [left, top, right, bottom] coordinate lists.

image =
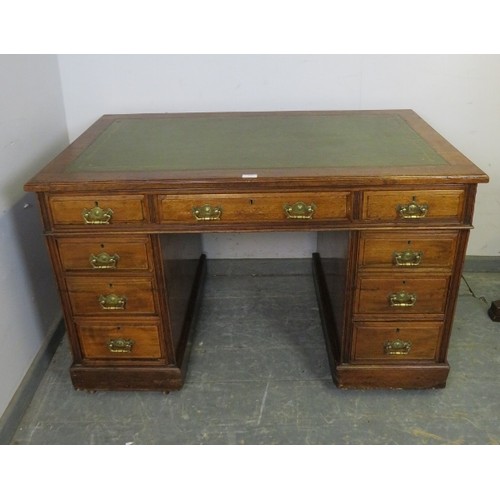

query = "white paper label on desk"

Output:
[[242, 174, 258, 178]]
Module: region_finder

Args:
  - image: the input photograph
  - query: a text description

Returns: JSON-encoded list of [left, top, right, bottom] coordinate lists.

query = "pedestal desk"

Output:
[[24, 110, 489, 390]]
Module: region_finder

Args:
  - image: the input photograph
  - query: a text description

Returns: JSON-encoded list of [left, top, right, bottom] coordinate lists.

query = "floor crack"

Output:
[[257, 380, 270, 425]]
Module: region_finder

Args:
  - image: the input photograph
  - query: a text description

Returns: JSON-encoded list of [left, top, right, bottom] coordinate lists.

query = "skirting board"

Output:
[[463, 256, 500, 273], [0, 318, 65, 445]]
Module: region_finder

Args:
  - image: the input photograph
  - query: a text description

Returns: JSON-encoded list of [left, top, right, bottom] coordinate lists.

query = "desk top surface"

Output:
[[25, 110, 488, 191]]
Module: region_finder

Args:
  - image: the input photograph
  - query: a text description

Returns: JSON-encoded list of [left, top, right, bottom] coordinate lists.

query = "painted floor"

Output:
[[10, 260, 500, 445]]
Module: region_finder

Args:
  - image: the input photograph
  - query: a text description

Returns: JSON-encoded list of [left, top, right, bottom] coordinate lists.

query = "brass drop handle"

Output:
[[82, 202, 113, 224], [89, 252, 120, 269], [384, 339, 412, 355], [397, 197, 428, 219], [283, 201, 316, 220], [107, 338, 134, 353], [393, 250, 423, 267], [99, 293, 126, 310], [389, 291, 417, 307], [192, 204, 222, 221]]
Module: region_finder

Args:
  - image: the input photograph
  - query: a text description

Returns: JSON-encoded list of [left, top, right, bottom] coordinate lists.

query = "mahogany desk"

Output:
[[24, 110, 489, 390]]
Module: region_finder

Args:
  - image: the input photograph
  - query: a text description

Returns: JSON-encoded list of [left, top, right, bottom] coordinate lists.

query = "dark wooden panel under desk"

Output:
[[316, 231, 352, 359], [160, 233, 204, 352]]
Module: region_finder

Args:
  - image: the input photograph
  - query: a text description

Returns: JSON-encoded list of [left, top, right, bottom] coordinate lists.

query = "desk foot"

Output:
[[334, 363, 449, 389], [70, 365, 185, 392]]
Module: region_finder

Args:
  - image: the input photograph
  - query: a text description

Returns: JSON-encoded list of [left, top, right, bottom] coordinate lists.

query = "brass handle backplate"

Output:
[[82, 203, 113, 224], [89, 252, 120, 269], [192, 204, 222, 221], [393, 250, 423, 267], [99, 293, 126, 310], [384, 339, 412, 355], [397, 197, 428, 219], [283, 201, 316, 220], [107, 338, 134, 353], [389, 291, 417, 307]]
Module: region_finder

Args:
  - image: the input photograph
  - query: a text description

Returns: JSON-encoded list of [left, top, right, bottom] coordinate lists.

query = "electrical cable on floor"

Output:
[[460, 274, 488, 304]]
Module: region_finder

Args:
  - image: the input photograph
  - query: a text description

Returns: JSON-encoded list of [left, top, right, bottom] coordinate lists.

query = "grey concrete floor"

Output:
[[10, 259, 500, 444]]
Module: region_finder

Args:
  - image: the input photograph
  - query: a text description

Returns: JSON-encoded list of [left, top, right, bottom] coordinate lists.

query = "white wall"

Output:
[[0, 55, 68, 418], [58, 54, 500, 257]]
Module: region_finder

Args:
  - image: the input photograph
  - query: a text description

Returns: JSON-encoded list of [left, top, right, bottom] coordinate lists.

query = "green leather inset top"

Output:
[[67, 113, 447, 172]]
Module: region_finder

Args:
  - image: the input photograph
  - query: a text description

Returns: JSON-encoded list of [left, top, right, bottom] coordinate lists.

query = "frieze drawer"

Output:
[[48, 195, 149, 226], [361, 189, 465, 222], [159, 192, 351, 224]]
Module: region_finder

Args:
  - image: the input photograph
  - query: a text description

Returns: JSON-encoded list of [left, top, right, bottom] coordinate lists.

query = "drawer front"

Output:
[[66, 276, 157, 315], [355, 276, 450, 315], [358, 231, 458, 271], [49, 195, 148, 226], [352, 322, 443, 362], [159, 192, 351, 224], [77, 321, 162, 360], [362, 189, 465, 222], [57, 236, 153, 272]]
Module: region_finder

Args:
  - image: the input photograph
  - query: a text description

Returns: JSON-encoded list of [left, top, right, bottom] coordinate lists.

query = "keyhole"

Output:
[[100, 243, 105, 249], [109, 283, 113, 289], [249, 199, 254, 205]]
